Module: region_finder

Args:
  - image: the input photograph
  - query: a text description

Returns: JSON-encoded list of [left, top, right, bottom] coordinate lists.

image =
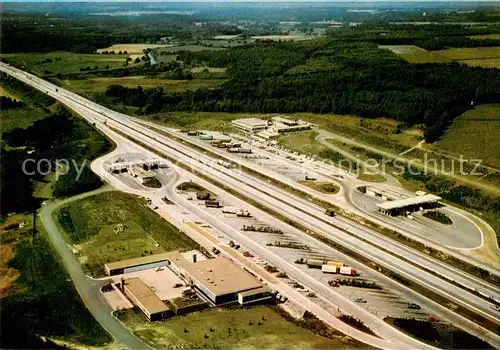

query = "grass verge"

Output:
[[115, 305, 368, 349], [55, 191, 197, 277]]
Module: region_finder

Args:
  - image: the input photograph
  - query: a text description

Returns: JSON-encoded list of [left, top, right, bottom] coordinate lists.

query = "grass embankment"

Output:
[[0, 51, 143, 76], [176, 181, 216, 196], [116, 305, 367, 349], [385, 317, 492, 349], [56, 191, 197, 277], [298, 181, 340, 194], [423, 211, 453, 225], [0, 213, 112, 348]]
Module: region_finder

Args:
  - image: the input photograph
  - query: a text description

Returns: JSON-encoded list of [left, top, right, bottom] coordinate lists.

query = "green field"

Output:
[[433, 104, 500, 169], [380, 45, 500, 68], [298, 181, 340, 194], [0, 51, 143, 75], [56, 191, 197, 277], [278, 131, 329, 156], [116, 305, 365, 349], [0, 105, 48, 132], [62, 76, 223, 94]]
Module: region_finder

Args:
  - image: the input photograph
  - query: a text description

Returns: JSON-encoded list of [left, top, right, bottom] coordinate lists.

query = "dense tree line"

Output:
[[1, 108, 111, 215], [327, 24, 500, 50], [142, 40, 500, 142]]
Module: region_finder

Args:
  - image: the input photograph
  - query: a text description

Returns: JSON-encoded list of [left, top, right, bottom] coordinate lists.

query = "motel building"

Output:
[[105, 251, 272, 321]]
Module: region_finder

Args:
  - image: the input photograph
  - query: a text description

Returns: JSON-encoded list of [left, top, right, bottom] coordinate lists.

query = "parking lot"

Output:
[[176, 188, 431, 321]]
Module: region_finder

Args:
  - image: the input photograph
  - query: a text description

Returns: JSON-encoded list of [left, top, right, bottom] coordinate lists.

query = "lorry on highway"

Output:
[[222, 206, 252, 217], [199, 135, 213, 141], [321, 264, 340, 274], [305, 258, 324, 268], [236, 209, 251, 217], [187, 131, 199, 136], [217, 160, 233, 168], [339, 266, 357, 276], [228, 148, 252, 154], [222, 206, 238, 214], [205, 200, 220, 208]]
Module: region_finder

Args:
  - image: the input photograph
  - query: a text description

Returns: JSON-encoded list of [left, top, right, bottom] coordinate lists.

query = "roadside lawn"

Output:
[[116, 305, 367, 349], [55, 191, 197, 277]]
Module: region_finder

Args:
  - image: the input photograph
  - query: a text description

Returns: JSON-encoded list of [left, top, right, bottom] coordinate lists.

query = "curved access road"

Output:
[[39, 186, 151, 350]]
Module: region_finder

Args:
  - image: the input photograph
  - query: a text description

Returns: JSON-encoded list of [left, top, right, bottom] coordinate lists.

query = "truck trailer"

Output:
[[205, 200, 220, 208], [321, 264, 340, 274], [339, 266, 357, 276]]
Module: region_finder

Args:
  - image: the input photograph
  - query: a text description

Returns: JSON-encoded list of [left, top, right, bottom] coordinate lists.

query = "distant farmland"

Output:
[[379, 45, 500, 68], [432, 104, 500, 169]]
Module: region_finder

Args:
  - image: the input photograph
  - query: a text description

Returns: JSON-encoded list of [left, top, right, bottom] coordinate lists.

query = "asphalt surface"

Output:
[[2, 62, 499, 348], [39, 187, 151, 349]]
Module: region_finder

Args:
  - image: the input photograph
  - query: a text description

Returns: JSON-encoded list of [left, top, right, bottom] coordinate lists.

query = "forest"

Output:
[[107, 39, 500, 142]]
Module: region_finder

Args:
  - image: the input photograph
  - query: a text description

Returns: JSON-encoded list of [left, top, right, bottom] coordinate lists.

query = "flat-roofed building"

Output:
[[270, 116, 311, 133], [238, 286, 272, 305], [376, 194, 441, 216], [165, 251, 270, 305], [365, 186, 407, 201], [106, 251, 272, 307], [122, 277, 172, 321], [232, 118, 268, 132], [105, 253, 173, 276]]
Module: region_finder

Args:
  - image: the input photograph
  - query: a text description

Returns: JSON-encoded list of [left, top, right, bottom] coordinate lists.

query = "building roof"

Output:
[[366, 186, 408, 200], [232, 118, 268, 127], [124, 277, 170, 314], [238, 286, 271, 298], [165, 252, 263, 297], [105, 252, 173, 272], [376, 194, 441, 211]]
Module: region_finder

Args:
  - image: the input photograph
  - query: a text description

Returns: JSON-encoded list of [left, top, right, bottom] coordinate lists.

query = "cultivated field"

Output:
[[116, 305, 362, 349], [191, 67, 227, 73], [432, 104, 500, 169], [96, 43, 172, 54], [213, 35, 241, 40], [0, 51, 141, 75], [380, 45, 500, 68], [62, 76, 224, 93], [56, 191, 196, 277], [468, 34, 500, 40], [252, 35, 316, 41]]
